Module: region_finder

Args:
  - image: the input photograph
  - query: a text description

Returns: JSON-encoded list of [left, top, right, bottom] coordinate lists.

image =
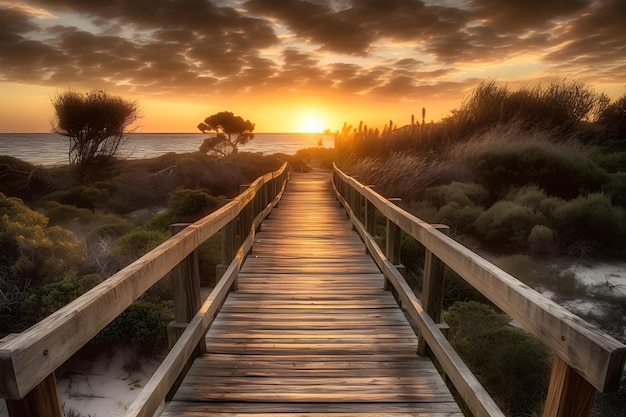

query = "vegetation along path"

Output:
[[161, 170, 463, 416]]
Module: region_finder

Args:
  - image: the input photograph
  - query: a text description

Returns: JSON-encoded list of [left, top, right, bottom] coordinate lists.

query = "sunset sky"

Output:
[[0, 0, 625, 133]]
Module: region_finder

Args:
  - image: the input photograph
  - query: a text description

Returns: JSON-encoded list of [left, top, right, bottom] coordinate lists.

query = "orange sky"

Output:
[[1, 0, 625, 133]]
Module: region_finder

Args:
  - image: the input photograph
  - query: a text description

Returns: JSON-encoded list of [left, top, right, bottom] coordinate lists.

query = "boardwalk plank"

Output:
[[161, 171, 463, 417]]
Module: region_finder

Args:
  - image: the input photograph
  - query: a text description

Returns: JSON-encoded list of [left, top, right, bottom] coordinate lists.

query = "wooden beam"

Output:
[[333, 163, 626, 393], [0, 163, 288, 401], [543, 356, 596, 417], [6, 373, 62, 417]]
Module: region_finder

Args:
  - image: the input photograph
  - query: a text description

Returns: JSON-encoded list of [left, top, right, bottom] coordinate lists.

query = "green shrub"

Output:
[[42, 185, 110, 210], [144, 189, 222, 232], [527, 225, 555, 254], [472, 201, 548, 251], [603, 172, 626, 207], [466, 139, 607, 200], [444, 301, 552, 417], [0, 193, 85, 285], [22, 273, 103, 319], [435, 202, 483, 231], [444, 301, 511, 344], [551, 193, 626, 253], [423, 182, 489, 207], [93, 298, 173, 346], [41, 201, 95, 225], [107, 229, 169, 270], [89, 218, 135, 240]]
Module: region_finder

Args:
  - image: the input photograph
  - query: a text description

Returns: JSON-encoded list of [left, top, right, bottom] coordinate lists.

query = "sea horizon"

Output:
[[0, 132, 333, 166]]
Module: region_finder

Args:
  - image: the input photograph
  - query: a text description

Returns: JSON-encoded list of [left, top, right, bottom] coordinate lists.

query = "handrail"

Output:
[[333, 163, 626, 417], [0, 162, 288, 414]]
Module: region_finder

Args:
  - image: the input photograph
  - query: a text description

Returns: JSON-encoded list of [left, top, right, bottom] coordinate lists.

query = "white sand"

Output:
[[59, 347, 160, 417], [567, 261, 626, 296]]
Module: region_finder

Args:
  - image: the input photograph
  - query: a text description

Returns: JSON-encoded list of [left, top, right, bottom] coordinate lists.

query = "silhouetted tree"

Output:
[[197, 111, 255, 156], [52, 89, 140, 183]]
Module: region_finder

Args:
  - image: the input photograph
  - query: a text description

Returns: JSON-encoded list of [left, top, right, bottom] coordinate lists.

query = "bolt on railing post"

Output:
[[417, 224, 450, 357], [6, 373, 63, 417]]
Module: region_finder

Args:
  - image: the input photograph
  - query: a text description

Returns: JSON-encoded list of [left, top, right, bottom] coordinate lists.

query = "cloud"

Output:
[[245, 0, 373, 55], [544, 0, 626, 82], [0, 0, 624, 112]]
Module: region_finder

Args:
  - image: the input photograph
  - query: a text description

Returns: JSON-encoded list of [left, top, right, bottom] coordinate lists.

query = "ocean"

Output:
[[0, 132, 333, 166]]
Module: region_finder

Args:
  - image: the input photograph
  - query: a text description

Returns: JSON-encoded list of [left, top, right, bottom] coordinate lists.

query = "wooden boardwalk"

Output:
[[161, 171, 463, 416]]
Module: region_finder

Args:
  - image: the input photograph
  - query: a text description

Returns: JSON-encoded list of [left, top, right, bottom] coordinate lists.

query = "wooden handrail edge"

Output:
[[0, 162, 288, 400], [332, 179, 506, 417], [124, 231, 254, 417], [333, 163, 626, 393]]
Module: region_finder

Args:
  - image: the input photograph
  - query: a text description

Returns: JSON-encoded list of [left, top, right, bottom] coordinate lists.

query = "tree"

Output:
[[197, 111, 255, 156], [52, 89, 140, 182]]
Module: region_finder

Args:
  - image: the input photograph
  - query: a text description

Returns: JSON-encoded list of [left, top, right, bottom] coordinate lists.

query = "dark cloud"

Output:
[[544, 0, 626, 82], [0, 0, 624, 107], [467, 0, 590, 31], [245, 0, 373, 55]]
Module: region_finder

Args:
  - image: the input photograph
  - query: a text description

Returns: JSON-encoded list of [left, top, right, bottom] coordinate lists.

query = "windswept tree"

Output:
[[52, 89, 140, 182], [197, 111, 255, 156]]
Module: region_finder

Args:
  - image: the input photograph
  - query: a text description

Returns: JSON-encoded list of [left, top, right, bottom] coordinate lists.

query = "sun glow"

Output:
[[300, 114, 326, 133]]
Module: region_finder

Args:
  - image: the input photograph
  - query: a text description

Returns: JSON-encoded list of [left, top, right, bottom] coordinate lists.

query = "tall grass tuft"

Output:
[[345, 152, 436, 200]]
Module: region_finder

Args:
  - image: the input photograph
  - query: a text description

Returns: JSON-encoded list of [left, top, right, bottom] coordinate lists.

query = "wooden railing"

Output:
[[333, 163, 626, 417], [0, 162, 289, 417]]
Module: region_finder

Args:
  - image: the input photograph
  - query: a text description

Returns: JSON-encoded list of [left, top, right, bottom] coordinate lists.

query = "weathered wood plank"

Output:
[[161, 170, 463, 417]]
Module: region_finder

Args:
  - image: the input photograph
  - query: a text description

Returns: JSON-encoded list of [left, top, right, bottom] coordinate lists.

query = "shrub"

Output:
[[444, 301, 511, 344], [472, 201, 548, 251], [422, 182, 489, 207], [93, 298, 173, 347], [41, 185, 110, 210], [22, 273, 103, 319], [0, 193, 85, 285], [41, 201, 95, 226], [144, 189, 222, 232], [551, 193, 626, 254], [448, 79, 606, 138], [603, 172, 626, 207], [444, 301, 552, 417], [107, 229, 169, 271], [527, 225, 555, 254], [597, 91, 626, 141], [465, 138, 607, 200], [505, 185, 564, 218]]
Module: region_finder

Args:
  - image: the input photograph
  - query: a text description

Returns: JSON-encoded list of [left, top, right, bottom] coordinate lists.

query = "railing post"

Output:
[[386, 198, 402, 264], [385, 198, 403, 289], [169, 223, 203, 324], [6, 373, 63, 417], [417, 224, 450, 356], [216, 207, 236, 281], [166, 223, 205, 400], [365, 186, 377, 237], [543, 356, 596, 417], [239, 184, 252, 242]]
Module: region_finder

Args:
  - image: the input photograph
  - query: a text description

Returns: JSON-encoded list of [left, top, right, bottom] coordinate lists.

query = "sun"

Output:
[[300, 115, 325, 133]]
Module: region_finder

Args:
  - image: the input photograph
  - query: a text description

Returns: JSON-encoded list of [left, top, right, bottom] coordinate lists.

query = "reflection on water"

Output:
[[0, 132, 333, 166]]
